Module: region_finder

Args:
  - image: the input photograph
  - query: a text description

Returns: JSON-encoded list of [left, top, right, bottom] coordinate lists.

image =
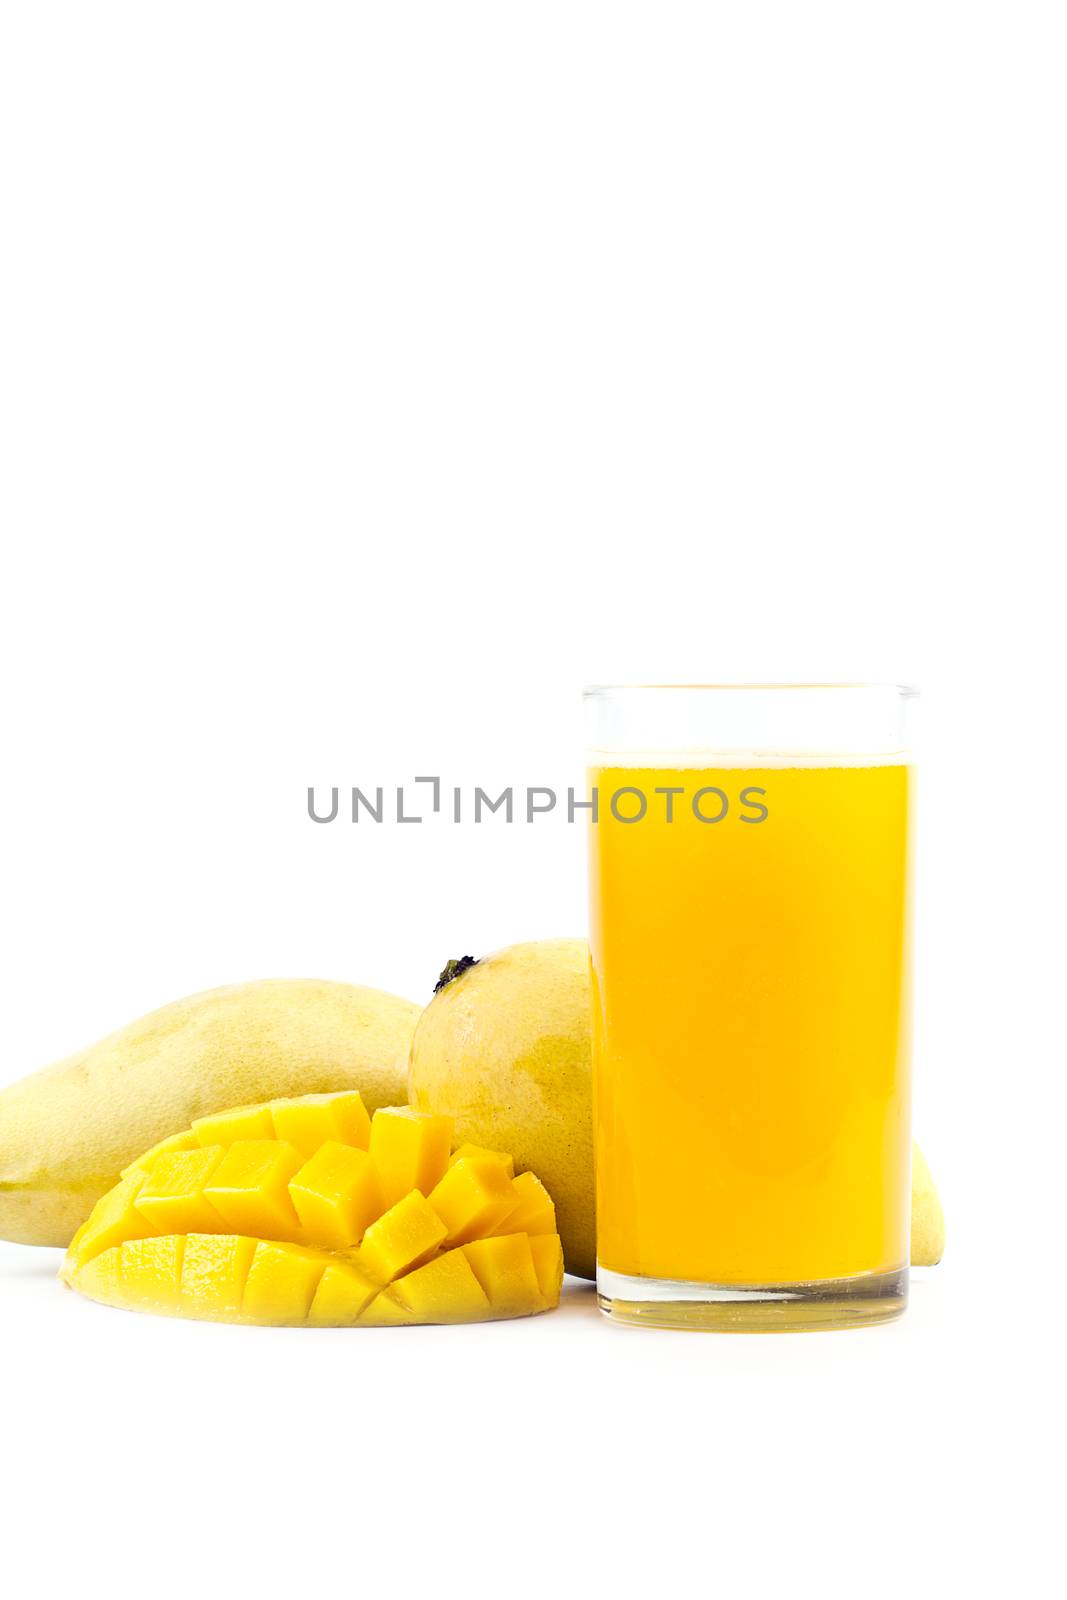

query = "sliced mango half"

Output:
[[62, 1092, 563, 1328]]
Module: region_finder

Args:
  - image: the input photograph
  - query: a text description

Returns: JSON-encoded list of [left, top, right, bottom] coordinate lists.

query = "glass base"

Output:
[[597, 1264, 908, 1332]]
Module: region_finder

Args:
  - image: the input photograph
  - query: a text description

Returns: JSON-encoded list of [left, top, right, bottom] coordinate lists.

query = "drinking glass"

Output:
[[585, 684, 916, 1330]]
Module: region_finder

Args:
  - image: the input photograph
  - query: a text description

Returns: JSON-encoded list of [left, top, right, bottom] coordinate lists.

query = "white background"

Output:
[[1, 4, 1063, 1595]]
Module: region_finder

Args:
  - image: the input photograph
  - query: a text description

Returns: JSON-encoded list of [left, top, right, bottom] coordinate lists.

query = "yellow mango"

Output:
[[307, 1258, 381, 1326], [448, 1143, 515, 1179], [288, 1142, 384, 1249], [493, 1171, 555, 1238], [391, 1248, 491, 1322], [368, 1107, 452, 1206], [428, 1155, 519, 1246], [133, 1146, 226, 1235], [193, 1103, 276, 1146], [203, 1140, 304, 1240], [462, 1234, 544, 1317], [270, 1091, 371, 1157], [359, 1190, 447, 1284], [179, 1233, 259, 1319]]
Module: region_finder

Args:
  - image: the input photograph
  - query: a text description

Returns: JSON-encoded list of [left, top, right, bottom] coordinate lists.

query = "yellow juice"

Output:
[[589, 760, 912, 1287]]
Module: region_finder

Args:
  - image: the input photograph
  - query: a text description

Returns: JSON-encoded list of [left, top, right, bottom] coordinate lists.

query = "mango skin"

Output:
[[0, 979, 420, 1248], [409, 938, 946, 1281], [911, 1142, 946, 1265]]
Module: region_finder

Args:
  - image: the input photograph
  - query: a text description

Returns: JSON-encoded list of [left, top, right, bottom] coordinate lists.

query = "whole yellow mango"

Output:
[[410, 941, 595, 1279]]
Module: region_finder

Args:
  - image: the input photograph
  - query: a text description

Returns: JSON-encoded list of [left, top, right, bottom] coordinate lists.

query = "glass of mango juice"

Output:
[[585, 684, 915, 1331]]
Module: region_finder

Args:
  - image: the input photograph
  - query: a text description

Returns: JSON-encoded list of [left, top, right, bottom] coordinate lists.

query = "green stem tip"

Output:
[[434, 955, 478, 994]]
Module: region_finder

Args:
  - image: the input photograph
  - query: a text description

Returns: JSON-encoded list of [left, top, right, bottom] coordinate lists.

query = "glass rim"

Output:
[[583, 681, 919, 698]]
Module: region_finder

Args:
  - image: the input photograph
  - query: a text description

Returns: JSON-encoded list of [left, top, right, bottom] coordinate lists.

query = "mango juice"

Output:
[[588, 760, 912, 1287]]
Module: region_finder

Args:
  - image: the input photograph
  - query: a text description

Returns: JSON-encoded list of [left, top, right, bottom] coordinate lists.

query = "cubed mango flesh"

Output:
[[368, 1107, 452, 1206], [270, 1091, 370, 1157], [307, 1258, 381, 1326], [202, 1140, 304, 1240], [179, 1233, 259, 1320], [391, 1248, 491, 1322], [65, 1171, 148, 1273], [289, 1142, 384, 1248], [359, 1190, 447, 1284], [493, 1171, 556, 1238], [243, 1241, 327, 1324], [528, 1233, 564, 1306], [448, 1143, 515, 1179], [462, 1234, 545, 1317], [428, 1156, 519, 1246], [133, 1146, 226, 1235], [122, 1129, 199, 1177], [71, 1245, 123, 1306], [120, 1235, 186, 1313], [355, 1287, 418, 1327], [193, 1103, 275, 1146], [63, 1097, 564, 1328]]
